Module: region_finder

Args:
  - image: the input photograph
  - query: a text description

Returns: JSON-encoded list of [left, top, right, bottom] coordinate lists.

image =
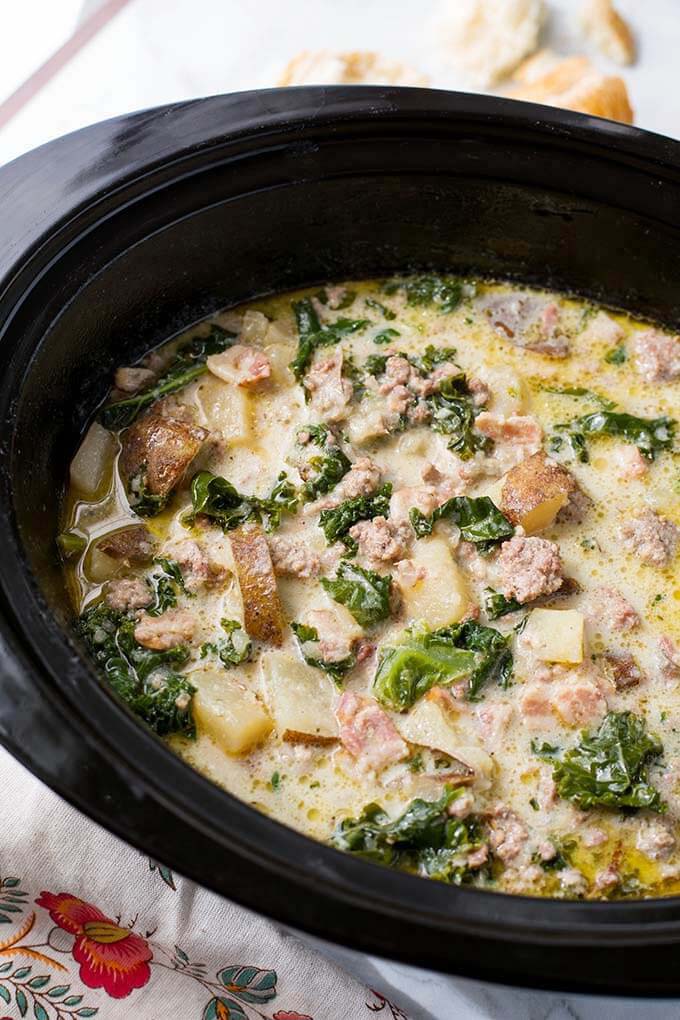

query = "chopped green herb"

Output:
[[363, 354, 389, 377], [373, 327, 401, 344], [385, 275, 468, 314], [332, 785, 485, 884], [146, 558, 192, 617], [291, 621, 355, 683], [543, 385, 616, 410], [270, 771, 282, 791], [318, 483, 392, 550], [529, 797, 540, 811], [484, 588, 522, 620], [534, 711, 665, 812], [289, 298, 370, 381], [410, 495, 514, 553], [605, 344, 627, 365], [321, 561, 392, 627], [100, 325, 234, 430], [408, 752, 424, 773], [185, 470, 298, 533], [534, 838, 576, 872]]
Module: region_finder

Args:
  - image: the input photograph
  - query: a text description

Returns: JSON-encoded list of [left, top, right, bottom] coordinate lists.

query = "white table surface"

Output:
[[2, 1, 679, 1016]]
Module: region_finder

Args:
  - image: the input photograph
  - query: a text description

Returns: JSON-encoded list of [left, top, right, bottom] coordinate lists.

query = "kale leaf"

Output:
[[332, 784, 485, 884], [604, 344, 627, 365], [200, 618, 251, 668], [534, 711, 665, 812], [289, 298, 370, 381], [363, 354, 389, 377], [365, 297, 397, 320], [372, 624, 478, 711], [185, 470, 298, 533], [100, 325, 234, 430], [384, 275, 468, 314], [552, 410, 675, 463], [426, 375, 490, 460], [484, 588, 523, 620], [290, 622, 355, 683], [297, 424, 351, 501], [373, 327, 401, 345], [448, 620, 514, 701], [318, 483, 392, 550], [543, 385, 616, 410], [146, 557, 192, 617], [409, 345, 458, 375], [410, 495, 514, 553], [321, 562, 392, 627], [78, 603, 195, 737]]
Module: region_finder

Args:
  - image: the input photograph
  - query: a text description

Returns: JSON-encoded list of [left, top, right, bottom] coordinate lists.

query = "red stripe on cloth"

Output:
[[0, 0, 134, 132]]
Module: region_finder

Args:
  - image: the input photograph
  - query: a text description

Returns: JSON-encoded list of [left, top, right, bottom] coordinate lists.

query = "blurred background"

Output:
[[0, 0, 677, 168]]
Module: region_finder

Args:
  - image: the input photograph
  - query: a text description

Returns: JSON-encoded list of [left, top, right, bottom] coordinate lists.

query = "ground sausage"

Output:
[[585, 586, 640, 631], [336, 691, 408, 772], [636, 819, 676, 860], [488, 805, 528, 862], [620, 509, 679, 567], [495, 536, 564, 604], [348, 516, 411, 566], [304, 350, 353, 423], [134, 608, 196, 650], [98, 524, 156, 564], [268, 534, 321, 578], [632, 329, 680, 383], [163, 538, 228, 591], [105, 577, 151, 612], [207, 344, 271, 387], [114, 366, 155, 394]]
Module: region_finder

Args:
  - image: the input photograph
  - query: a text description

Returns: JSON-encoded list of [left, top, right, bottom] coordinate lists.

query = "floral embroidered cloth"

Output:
[[0, 747, 409, 1020]]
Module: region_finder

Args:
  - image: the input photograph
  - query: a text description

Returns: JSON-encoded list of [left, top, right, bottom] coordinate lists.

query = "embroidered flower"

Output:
[[36, 891, 152, 998], [273, 1012, 314, 1019]]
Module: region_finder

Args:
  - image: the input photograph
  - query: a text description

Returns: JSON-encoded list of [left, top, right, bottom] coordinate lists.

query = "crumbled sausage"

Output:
[[585, 586, 640, 631], [114, 366, 156, 393], [206, 344, 271, 387], [658, 636, 680, 681], [636, 819, 676, 860], [98, 524, 156, 564], [268, 534, 321, 578], [105, 577, 151, 612], [488, 805, 528, 862], [474, 412, 543, 447], [632, 329, 680, 383], [163, 538, 228, 591], [620, 509, 679, 567], [348, 516, 411, 566], [482, 292, 570, 357], [495, 536, 564, 604], [120, 415, 208, 501], [304, 350, 353, 423], [602, 652, 644, 691], [317, 458, 382, 510], [134, 608, 196, 650], [552, 677, 607, 727], [614, 444, 648, 481], [336, 691, 408, 772]]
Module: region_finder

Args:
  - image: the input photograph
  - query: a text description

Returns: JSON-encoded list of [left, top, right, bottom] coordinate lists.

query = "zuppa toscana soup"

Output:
[[60, 276, 680, 899]]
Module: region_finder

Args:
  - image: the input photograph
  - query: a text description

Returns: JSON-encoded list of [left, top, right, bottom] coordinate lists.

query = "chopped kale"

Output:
[[410, 345, 459, 375], [410, 495, 514, 553], [373, 327, 401, 344], [543, 385, 616, 410], [484, 588, 523, 620], [297, 425, 351, 501], [426, 374, 490, 460], [290, 621, 355, 683], [100, 324, 234, 430], [534, 838, 576, 872], [449, 620, 514, 701], [605, 344, 627, 365], [534, 711, 665, 812], [185, 470, 298, 533], [200, 618, 251, 669], [384, 275, 468, 314], [366, 297, 396, 320], [363, 354, 389, 377], [321, 561, 392, 627], [318, 482, 392, 550], [127, 472, 170, 517], [146, 557, 192, 617], [332, 785, 485, 884], [289, 298, 370, 381], [78, 603, 194, 737], [552, 410, 675, 463]]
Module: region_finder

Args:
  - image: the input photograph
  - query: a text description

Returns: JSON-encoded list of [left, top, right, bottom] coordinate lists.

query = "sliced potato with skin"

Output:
[[501, 451, 575, 533], [193, 669, 272, 754], [230, 525, 285, 646], [397, 692, 494, 789], [398, 537, 470, 628], [523, 607, 585, 664], [261, 650, 339, 745]]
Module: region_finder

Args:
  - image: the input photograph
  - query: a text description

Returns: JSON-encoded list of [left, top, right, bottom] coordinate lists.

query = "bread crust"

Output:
[[580, 0, 636, 66]]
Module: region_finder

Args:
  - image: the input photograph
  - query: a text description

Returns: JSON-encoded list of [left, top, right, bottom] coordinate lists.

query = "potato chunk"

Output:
[[230, 525, 285, 645], [523, 607, 584, 664], [398, 537, 470, 627], [501, 451, 575, 533], [120, 415, 208, 499], [193, 670, 272, 754], [261, 651, 339, 745], [397, 693, 494, 788], [196, 376, 251, 444], [70, 422, 116, 496]]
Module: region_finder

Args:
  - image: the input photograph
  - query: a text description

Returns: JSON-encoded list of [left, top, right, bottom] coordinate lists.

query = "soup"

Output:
[[60, 276, 680, 899]]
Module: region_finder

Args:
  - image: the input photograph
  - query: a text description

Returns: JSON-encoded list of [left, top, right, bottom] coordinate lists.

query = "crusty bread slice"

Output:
[[278, 50, 429, 87], [580, 0, 636, 66], [510, 49, 634, 123]]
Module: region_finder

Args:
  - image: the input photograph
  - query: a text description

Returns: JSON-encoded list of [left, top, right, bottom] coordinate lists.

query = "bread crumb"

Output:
[[580, 0, 635, 66], [430, 0, 545, 86], [278, 50, 428, 88], [510, 49, 634, 123]]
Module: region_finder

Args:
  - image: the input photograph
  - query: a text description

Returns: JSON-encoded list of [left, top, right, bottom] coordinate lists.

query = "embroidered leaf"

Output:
[[148, 860, 177, 891], [15, 988, 28, 1016], [203, 998, 247, 1020], [75, 1010, 99, 1018], [174, 944, 189, 963], [0, 905, 21, 913], [218, 965, 277, 1003], [28, 977, 50, 990], [63, 997, 83, 1006], [12, 968, 32, 980], [0, 915, 11, 924], [33, 1003, 48, 1020], [0, 964, 10, 974], [47, 985, 70, 998], [0, 984, 9, 1003], [2, 879, 19, 888]]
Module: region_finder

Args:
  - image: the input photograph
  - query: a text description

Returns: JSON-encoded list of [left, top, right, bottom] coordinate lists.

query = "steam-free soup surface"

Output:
[[62, 276, 680, 899]]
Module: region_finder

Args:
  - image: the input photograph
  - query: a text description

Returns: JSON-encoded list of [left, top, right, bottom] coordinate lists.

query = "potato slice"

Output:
[[261, 651, 339, 745], [523, 607, 584, 664], [196, 375, 251, 444], [230, 525, 285, 645], [398, 537, 470, 627], [193, 669, 272, 754], [70, 422, 116, 497], [501, 451, 575, 533], [397, 693, 494, 788]]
